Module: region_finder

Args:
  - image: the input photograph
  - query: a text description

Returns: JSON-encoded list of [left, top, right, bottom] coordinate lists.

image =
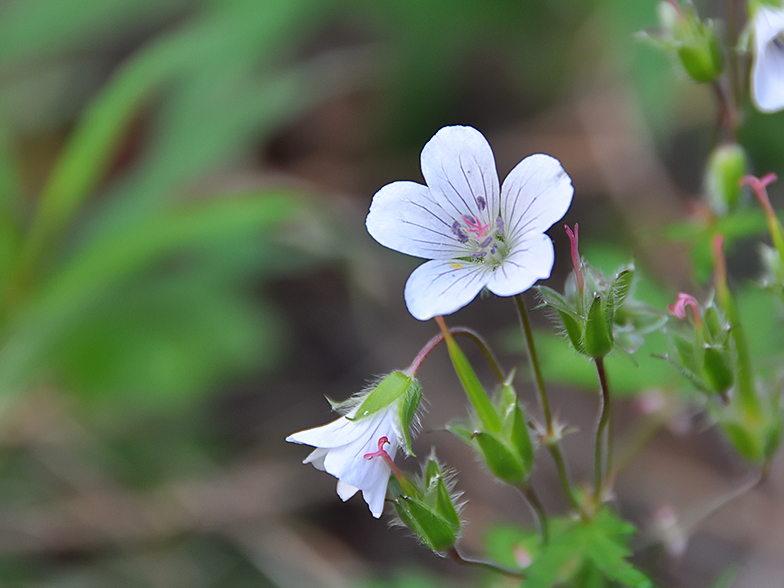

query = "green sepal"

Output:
[[584, 294, 613, 358], [702, 345, 734, 394], [672, 332, 695, 367], [474, 430, 528, 484], [434, 475, 462, 531], [559, 309, 586, 354], [393, 496, 459, 553], [508, 403, 535, 474], [610, 268, 635, 311], [703, 304, 724, 341], [353, 370, 413, 420], [398, 379, 422, 456]]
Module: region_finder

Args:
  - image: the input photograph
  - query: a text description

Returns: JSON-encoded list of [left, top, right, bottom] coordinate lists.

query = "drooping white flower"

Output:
[[286, 404, 401, 518], [287, 371, 421, 518], [366, 125, 573, 321], [750, 5, 784, 113]]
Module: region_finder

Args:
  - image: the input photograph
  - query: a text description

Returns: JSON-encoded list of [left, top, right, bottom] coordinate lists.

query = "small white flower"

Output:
[[366, 125, 573, 321], [286, 403, 402, 518], [750, 6, 784, 113]]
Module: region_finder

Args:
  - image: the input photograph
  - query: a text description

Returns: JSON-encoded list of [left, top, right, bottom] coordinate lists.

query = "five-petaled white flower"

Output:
[[366, 125, 573, 321], [286, 403, 402, 518], [750, 5, 784, 113]]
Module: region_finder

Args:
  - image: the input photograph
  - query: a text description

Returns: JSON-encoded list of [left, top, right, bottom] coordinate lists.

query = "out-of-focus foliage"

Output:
[[1, 0, 783, 586]]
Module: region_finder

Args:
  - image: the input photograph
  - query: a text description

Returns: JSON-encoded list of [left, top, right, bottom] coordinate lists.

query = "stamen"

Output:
[[477, 196, 486, 211], [478, 236, 493, 248], [462, 215, 491, 238], [490, 243, 498, 255], [451, 221, 469, 243], [470, 251, 487, 258], [496, 217, 504, 236]]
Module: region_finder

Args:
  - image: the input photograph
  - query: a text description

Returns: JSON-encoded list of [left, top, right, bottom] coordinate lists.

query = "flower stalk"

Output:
[[593, 356, 613, 506]]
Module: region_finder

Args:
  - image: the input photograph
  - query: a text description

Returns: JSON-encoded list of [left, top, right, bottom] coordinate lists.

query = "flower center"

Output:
[[451, 214, 507, 265]]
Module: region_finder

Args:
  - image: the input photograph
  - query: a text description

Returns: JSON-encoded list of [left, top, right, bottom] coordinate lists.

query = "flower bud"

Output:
[[701, 345, 734, 394], [676, 22, 723, 83], [390, 451, 463, 553], [705, 144, 746, 215]]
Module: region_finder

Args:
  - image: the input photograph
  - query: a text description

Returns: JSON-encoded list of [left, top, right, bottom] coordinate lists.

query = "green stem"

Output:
[[514, 294, 553, 431], [448, 548, 525, 578], [593, 357, 612, 506], [406, 327, 505, 383], [514, 294, 587, 517], [517, 484, 550, 545], [712, 236, 760, 417]]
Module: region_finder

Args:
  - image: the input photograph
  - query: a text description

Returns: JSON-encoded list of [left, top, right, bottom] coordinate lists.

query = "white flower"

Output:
[[750, 6, 784, 113], [286, 403, 402, 518], [366, 125, 573, 321]]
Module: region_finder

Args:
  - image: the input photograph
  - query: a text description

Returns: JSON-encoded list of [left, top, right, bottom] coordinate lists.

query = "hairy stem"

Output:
[[514, 294, 552, 430], [517, 484, 550, 545], [449, 548, 525, 578], [514, 294, 587, 517], [593, 357, 612, 506]]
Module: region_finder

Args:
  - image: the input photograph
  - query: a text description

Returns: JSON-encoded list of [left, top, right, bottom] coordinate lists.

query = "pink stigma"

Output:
[[565, 224, 584, 293], [668, 292, 701, 325], [462, 215, 491, 239], [364, 436, 402, 476]]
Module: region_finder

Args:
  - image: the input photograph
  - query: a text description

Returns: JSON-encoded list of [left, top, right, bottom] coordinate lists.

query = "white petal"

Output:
[[366, 181, 470, 260], [361, 472, 391, 518], [285, 407, 370, 450], [752, 8, 784, 113], [337, 480, 359, 501], [302, 448, 328, 470], [488, 232, 555, 296], [404, 259, 492, 320], [320, 413, 395, 482], [420, 126, 501, 229], [500, 154, 573, 244]]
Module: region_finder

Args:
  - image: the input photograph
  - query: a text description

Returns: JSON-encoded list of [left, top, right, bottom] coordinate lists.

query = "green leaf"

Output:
[[524, 510, 651, 588]]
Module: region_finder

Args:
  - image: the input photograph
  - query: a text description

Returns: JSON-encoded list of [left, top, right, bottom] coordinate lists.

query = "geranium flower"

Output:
[[366, 125, 573, 320], [750, 5, 784, 113], [286, 402, 403, 518]]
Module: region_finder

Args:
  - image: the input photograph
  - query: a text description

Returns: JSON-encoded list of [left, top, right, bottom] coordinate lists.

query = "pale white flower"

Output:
[[286, 403, 402, 518], [366, 125, 573, 321], [750, 5, 784, 113]]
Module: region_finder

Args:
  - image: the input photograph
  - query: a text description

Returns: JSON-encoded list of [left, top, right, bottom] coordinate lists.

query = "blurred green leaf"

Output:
[[23, 0, 328, 267], [0, 191, 300, 394], [0, 0, 188, 65]]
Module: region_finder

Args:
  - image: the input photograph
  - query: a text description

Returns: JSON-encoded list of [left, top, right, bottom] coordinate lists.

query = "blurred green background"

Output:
[[1, 0, 784, 586]]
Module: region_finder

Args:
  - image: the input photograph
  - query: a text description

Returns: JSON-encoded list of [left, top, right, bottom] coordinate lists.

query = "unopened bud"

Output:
[[705, 144, 746, 215], [584, 294, 614, 358], [391, 452, 462, 553]]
